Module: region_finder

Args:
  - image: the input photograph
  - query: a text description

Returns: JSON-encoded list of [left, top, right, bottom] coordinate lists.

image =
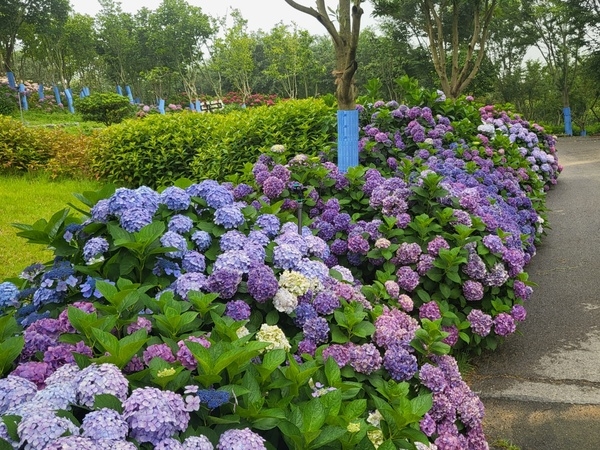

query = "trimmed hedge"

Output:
[[90, 99, 337, 187]]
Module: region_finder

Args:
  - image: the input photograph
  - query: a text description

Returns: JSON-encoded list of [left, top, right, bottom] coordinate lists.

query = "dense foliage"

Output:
[[0, 84, 560, 449], [75, 93, 136, 126], [90, 99, 337, 187], [0, 115, 95, 179]]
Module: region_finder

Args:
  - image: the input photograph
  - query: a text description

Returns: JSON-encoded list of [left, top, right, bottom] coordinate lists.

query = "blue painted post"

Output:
[[64, 88, 74, 113], [195, 99, 202, 112], [116, 85, 123, 95], [80, 89, 85, 98], [18, 83, 28, 110], [189, 101, 195, 111], [38, 83, 44, 99], [337, 110, 359, 172], [6, 72, 16, 88], [158, 98, 165, 114], [84, 87, 90, 96], [563, 107, 573, 136], [125, 85, 134, 103], [134, 97, 140, 104], [53, 85, 62, 105]]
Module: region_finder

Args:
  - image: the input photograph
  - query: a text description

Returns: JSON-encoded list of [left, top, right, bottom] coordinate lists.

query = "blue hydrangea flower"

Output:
[[191, 230, 212, 251], [182, 251, 206, 273], [0, 282, 19, 310], [160, 231, 189, 258], [214, 205, 245, 229], [203, 185, 234, 209], [119, 207, 155, 232], [160, 186, 191, 211], [255, 214, 280, 238], [17, 409, 80, 450], [197, 389, 230, 409], [76, 364, 129, 408], [217, 428, 266, 450], [0, 375, 38, 414], [168, 214, 194, 234], [82, 408, 129, 440], [83, 237, 109, 264]]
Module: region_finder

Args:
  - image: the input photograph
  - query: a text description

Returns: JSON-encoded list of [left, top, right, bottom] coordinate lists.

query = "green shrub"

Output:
[[0, 84, 18, 115], [75, 92, 135, 125], [90, 99, 337, 187], [0, 116, 55, 172]]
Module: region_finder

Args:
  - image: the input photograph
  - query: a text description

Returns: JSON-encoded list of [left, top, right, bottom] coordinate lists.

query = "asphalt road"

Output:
[[470, 136, 600, 450]]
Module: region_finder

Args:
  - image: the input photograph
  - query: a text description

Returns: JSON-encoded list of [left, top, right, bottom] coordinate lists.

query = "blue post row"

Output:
[[563, 107, 573, 136], [80, 89, 86, 98], [53, 85, 62, 105], [337, 109, 359, 173], [18, 83, 28, 110], [64, 88, 75, 113], [195, 99, 202, 112], [116, 85, 123, 95], [6, 72, 16, 88], [189, 101, 195, 111], [84, 87, 90, 96], [38, 83, 44, 99], [125, 85, 134, 103], [158, 98, 165, 114]]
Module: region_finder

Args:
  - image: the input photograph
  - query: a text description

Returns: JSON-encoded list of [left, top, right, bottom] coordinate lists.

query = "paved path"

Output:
[[470, 136, 600, 449]]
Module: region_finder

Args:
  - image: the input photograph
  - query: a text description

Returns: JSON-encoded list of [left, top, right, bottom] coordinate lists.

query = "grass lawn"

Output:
[[0, 175, 101, 281]]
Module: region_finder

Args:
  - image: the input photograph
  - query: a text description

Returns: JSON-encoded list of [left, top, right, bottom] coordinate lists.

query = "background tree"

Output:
[[284, 0, 364, 109], [0, 0, 70, 75], [373, 0, 500, 98]]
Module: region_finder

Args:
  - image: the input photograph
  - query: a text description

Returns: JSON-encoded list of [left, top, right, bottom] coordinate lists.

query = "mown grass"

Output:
[[0, 174, 101, 281], [10, 110, 105, 135]]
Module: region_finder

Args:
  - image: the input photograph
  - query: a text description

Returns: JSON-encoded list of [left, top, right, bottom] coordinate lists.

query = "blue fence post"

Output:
[[80, 89, 86, 98], [195, 99, 202, 112], [563, 107, 573, 136], [84, 87, 90, 96], [53, 85, 62, 106], [116, 85, 123, 95], [337, 109, 359, 173], [18, 83, 28, 111], [125, 85, 134, 103], [189, 101, 195, 111], [64, 88, 75, 113], [158, 98, 165, 114], [6, 72, 16, 88], [38, 83, 44, 99]]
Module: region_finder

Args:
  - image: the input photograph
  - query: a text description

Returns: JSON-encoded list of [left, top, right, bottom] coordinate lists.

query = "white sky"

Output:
[[69, 0, 378, 35]]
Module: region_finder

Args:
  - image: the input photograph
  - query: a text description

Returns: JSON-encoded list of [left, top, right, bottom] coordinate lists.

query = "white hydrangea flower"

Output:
[[272, 288, 298, 314], [256, 324, 291, 352], [236, 326, 250, 339], [278, 270, 311, 296], [367, 410, 384, 427]]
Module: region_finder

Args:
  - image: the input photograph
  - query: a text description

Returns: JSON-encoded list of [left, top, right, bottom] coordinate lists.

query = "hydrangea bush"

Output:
[[0, 84, 559, 449]]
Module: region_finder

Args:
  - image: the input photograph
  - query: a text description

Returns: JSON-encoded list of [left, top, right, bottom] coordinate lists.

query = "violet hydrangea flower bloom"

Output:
[[463, 280, 484, 301], [214, 205, 245, 229], [225, 300, 251, 321], [81, 408, 129, 440], [177, 335, 211, 370], [247, 265, 278, 303], [18, 409, 80, 450], [396, 266, 420, 291], [83, 237, 109, 264], [0, 375, 38, 414], [467, 309, 493, 337], [143, 343, 176, 366], [168, 214, 194, 234], [160, 186, 191, 211], [123, 387, 190, 445], [419, 301, 441, 320], [383, 344, 418, 381], [76, 363, 129, 408], [373, 306, 419, 349], [350, 343, 382, 375], [217, 428, 266, 450], [494, 312, 516, 336]]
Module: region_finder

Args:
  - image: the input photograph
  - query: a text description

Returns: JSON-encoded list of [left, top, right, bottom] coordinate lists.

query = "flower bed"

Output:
[[0, 88, 560, 449]]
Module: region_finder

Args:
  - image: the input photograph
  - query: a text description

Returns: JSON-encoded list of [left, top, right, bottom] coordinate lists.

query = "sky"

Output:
[[69, 0, 378, 36]]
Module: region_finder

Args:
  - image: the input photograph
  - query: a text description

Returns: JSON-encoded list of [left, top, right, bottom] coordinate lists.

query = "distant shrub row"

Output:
[[90, 99, 337, 187], [0, 116, 94, 179]]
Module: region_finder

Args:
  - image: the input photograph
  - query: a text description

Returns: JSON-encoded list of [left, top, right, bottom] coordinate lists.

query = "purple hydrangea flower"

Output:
[[11, 361, 51, 388], [82, 408, 128, 440], [232, 183, 254, 200], [247, 265, 278, 303], [0, 375, 38, 414], [312, 291, 340, 315], [203, 185, 234, 209], [396, 266, 420, 291], [303, 317, 329, 344], [216, 428, 266, 450], [177, 335, 211, 370], [511, 304, 527, 321], [419, 364, 447, 393], [225, 300, 251, 320], [373, 306, 419, 349], [417, 254, 435, 276], [463, 280, 484, 301], [427, 236, 450, 256], [494, 312, 516, 336], [174, 273, 207, 299], [272, 243, 303, 270], [76, 363, 129, 408], [350, 343, 382, 375], [419, 301, 441, 320], [206, 268, 242, 299], [183, 435, 214, 450], [18, 410, 80, 450], [467, 309, 493, 337], [262, 176, 285, 199], [482, 234, 504, 253], [143, 343, 176, 366], [396, 242, 422, 264], [293, 303, 318, 327], [127, 316, 152, 335], [383, 344, 418, 381], [347, 234, 370, 255], [119, 207, 155, 232], [255, 214, 280, 238], [123, 387, 190, 445], [322, 343, 353, 367], [182, 251, 206, 273], [91, 199, 110, 223]]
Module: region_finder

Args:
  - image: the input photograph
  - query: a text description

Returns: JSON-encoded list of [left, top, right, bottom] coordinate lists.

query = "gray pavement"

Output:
[[470, 136, 600, 450]]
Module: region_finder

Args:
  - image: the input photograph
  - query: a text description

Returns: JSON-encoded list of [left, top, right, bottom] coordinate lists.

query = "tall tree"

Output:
[[0, 0, 69, 74], [283, 0, 364, 109], [373, 0, 500, 99]]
